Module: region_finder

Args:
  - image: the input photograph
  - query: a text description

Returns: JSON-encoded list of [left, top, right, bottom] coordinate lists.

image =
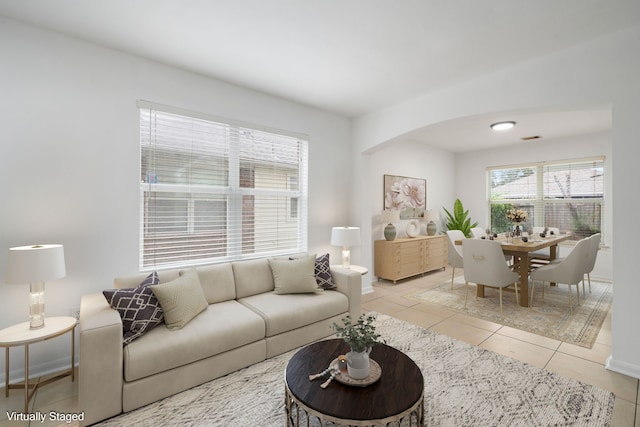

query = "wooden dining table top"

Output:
[[456, 233, 571, 251], [494, 233, 571, 252]]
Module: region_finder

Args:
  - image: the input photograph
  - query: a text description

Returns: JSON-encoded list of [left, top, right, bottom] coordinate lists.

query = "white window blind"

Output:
[[139, 101, 308, 270], [488, 157, 604, 242]]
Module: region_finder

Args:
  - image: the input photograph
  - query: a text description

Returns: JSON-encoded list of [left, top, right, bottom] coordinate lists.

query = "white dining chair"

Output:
[[470, 227, 486, 239], [584, 233, 601, 294], [462, 239, 520, 320], [446, 230, 465, 290], [529, 236, 591, 315], [545, 233, 600, 297]]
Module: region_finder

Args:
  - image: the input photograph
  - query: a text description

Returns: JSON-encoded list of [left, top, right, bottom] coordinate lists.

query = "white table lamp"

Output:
[[330, 227, 361, 269], [6, 244, 66, 329]]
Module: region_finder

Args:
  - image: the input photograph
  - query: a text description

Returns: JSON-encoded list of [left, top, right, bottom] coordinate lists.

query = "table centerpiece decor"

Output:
[[332, 314, 384, 379]]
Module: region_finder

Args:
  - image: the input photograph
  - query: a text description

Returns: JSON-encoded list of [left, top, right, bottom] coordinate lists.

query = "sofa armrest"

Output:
[[331, 267, 362, 320], [79, 293, 123, 426]]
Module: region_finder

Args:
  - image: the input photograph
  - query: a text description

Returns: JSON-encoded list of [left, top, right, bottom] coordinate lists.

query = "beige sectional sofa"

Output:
[[78, 257, 362, 426]]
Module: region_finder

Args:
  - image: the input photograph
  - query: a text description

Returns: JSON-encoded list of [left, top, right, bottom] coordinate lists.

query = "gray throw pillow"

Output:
[[103, 272, 164, 345], [314, 253, 336, 290]]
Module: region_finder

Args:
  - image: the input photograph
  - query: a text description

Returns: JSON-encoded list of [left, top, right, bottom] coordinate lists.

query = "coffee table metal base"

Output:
[[285, 381, 424, 426]]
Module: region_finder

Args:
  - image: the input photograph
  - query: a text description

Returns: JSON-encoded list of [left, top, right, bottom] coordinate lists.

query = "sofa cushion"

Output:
[[232, 258, 275, 299], [238, 290, 349, 337], [102, 272, 164, 345], [181, 263, 236, 304], [151, 268, 208, 329], [269, 254, 320, 295], [114, 270, 179, 290], [123, 301, 266, 382]]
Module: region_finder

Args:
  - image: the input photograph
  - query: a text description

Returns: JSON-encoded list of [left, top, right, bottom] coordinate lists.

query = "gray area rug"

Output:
[[95, 314, 614, 426], [407, 278, 612, 348]]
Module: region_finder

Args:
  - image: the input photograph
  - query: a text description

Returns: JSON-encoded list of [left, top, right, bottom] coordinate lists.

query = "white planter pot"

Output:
[[346, 348, 371, 379]]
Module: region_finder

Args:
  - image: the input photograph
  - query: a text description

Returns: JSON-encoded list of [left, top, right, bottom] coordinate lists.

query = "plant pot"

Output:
[[346, 348, 371, 379]]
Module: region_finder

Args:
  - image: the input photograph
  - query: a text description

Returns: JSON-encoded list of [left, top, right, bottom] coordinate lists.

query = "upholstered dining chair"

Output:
[[529, 236, 591, 315], [545, 233, 600, 297], [583, 233, 601, 294], [446, 230, 465, 290], [470, 227, 485, 239], [471, 226, 513, 265], [462, 239, 520, 320]]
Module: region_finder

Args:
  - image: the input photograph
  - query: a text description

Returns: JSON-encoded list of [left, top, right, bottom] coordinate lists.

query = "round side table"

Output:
[[330, 264, 368, 275], [0, 316, 77, 413]]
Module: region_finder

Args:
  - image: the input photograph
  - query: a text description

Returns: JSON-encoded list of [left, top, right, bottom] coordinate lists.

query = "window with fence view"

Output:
[[138, 101, 308, 269], [488, 157, 604, 242]]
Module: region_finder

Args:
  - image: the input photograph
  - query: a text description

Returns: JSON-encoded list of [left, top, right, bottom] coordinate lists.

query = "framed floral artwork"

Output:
[[383, 174, 426, 219]]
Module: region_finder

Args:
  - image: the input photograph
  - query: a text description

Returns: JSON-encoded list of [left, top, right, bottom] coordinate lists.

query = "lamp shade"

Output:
[[330, 227, 361, 247], [6, 244, 66, 284], [425, 209, 439, 223], [380, 210, 400, 224]]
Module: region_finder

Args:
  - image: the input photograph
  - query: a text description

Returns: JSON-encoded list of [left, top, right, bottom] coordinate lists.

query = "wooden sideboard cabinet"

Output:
[[374, 235, 448, 283]]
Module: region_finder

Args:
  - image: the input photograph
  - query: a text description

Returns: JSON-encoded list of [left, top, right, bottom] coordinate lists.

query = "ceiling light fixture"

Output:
[[490, 121, 516, 131]]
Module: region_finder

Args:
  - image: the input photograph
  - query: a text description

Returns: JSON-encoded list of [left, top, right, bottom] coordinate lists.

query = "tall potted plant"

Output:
[[332, 314, 384, 379], [443, 198, 478, 238]]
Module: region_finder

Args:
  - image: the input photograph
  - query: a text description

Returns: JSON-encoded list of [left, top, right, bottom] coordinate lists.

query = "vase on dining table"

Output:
[[512, 223, 522, 238]]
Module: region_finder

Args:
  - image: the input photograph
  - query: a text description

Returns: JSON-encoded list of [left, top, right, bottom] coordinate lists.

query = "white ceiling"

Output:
[[1, 0, 637, 150]]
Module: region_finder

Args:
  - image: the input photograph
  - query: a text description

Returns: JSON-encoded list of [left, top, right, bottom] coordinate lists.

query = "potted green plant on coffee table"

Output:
[[332, 314, 384, 379]]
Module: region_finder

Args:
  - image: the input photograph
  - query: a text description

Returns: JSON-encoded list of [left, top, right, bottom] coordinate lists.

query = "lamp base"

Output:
[[341, 248, 351, 269], [29, 282, 45, 330], [426, 221, 437, 236], [384, 223, 397, 241]]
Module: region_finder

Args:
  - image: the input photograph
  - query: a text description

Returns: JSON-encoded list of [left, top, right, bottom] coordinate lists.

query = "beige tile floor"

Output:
[[0, 267, 637, 426], [363, 268, 639, 427]]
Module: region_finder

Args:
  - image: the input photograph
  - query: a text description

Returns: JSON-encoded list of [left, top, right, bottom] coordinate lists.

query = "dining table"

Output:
[[458, 233, 571, 307]]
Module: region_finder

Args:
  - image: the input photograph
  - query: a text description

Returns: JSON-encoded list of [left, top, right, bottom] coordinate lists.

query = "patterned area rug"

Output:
[[407, 277, 612, 348], [92, 314, 613, 427]]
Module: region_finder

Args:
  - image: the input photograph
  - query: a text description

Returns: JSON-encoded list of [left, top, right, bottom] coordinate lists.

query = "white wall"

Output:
[[0, 19, 352, 382], [366, 140, 455, 288], [353, 25, 640, 378], [456, 130, 613, 281]]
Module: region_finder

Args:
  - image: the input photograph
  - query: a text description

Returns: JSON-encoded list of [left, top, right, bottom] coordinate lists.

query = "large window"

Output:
[[488, 157, 604, 242], [139, 101, 308, 270]]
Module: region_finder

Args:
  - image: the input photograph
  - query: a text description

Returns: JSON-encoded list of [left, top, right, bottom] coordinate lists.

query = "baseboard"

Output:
[[0, 355, 77, 386], [605, 354, 640, 379], [362, 275, 374, 294]]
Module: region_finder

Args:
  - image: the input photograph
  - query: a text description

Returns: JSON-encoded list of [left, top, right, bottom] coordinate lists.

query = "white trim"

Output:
[[605, 355, 640, 380], [136, 99, 308, 141]]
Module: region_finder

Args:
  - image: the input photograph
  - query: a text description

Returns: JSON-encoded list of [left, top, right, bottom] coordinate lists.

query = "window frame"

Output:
[[138, 100, 308, 270], [487, 156, 605, 244]]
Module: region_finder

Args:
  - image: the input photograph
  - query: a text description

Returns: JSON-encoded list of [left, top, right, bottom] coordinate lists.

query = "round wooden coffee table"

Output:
[[284, 339, 424, 426]]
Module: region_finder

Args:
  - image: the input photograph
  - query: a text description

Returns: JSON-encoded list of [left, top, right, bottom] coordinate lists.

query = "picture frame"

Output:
[[383, 174, 426, 219]]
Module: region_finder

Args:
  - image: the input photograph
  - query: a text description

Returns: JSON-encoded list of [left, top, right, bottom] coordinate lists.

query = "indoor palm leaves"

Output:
[[443, 198, 478, 238]]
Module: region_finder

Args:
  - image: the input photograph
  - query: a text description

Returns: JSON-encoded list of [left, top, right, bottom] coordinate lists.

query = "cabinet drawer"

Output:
[[375, 237, 445, 283], [396, 247, 423, 260], [425, 255, 447, 270], [397, 240, 422, 252], [426, 244, 447, 257], [398, 259, 422, 276], [398, 251, 422, 266]]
